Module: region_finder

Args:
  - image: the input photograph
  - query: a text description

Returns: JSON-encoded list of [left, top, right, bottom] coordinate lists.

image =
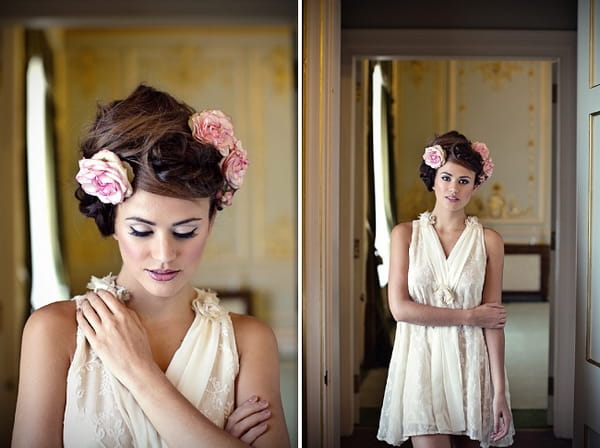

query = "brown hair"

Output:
[[75, 84, 224, 236], [419, 130, 484, 191]]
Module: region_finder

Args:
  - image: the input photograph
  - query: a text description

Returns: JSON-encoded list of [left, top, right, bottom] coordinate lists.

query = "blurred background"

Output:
[[0, 0, 298, 445]]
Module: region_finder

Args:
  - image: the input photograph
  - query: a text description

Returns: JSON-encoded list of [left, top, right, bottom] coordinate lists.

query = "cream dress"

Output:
[[63, 275, 239, 447], [377, 212, 514, 447]]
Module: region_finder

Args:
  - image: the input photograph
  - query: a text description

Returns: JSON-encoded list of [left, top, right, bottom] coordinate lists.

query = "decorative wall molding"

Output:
[[52, 25, 296, 353]]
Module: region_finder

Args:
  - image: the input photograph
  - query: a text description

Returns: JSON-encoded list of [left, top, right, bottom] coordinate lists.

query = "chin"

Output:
[[142, 278, 187, 298]]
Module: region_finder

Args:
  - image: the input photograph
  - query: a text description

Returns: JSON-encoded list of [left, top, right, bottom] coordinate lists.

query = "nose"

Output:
[[152, 233, 177, 264]]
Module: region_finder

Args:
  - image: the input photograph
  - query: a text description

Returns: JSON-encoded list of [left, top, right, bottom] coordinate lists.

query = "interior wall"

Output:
[[389, 59, 553, 245], [50, 25, 297, 355], [0, 27, 28, 445]]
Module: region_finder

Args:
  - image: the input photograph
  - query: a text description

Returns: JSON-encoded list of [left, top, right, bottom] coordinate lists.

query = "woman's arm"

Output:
[[77, 290, 251, 447], [231, 314, 291, 448], [387, 223, 506, 328], [12, 301, 77, 448], [77, 290, 287, 447], [482, 228, 512, 441]]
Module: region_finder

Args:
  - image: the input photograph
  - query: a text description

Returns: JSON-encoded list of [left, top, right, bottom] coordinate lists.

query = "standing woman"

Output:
[[377, 131, 515, 448], [12, 85, 290, 447]]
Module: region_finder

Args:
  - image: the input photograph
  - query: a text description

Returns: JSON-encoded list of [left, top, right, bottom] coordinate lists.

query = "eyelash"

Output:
[[441, 175, 470, 185], [128, 228, 198, 239]]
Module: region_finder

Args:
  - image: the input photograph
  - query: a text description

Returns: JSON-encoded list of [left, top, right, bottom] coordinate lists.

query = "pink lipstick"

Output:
[[146, 269, 180, 282]]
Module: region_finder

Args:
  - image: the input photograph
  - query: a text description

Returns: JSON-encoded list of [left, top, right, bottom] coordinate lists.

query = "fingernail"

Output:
[[259, 400, 269, 406], [248, 395, 258, 402]]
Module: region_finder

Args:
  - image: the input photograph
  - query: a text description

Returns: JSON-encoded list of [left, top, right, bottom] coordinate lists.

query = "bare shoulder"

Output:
[[23, 300, 78, 358], [483, 227, 505, 256], [229, 313, 277, 353], [391, 221, 413, 244]]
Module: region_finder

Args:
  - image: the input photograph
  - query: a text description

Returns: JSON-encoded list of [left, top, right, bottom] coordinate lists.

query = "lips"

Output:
[[446, 195, 459, 202], [146, 269, 180, 282]]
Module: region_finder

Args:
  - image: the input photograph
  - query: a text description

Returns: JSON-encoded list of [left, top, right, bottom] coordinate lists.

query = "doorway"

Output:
[[359, 57, 555, 430], [338, 29, 576, 441]]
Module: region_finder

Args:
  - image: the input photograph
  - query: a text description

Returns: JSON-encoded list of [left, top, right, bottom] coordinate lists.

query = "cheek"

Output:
[[117, 237, 147, 262], [183, 234, 210, 263]]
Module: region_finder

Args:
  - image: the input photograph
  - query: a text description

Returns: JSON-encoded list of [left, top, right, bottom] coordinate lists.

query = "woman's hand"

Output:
[[76, 289, 157, 385], [491, 393, 512, 441], [470, 303, 506, 329], [225, 395, 271, 444]]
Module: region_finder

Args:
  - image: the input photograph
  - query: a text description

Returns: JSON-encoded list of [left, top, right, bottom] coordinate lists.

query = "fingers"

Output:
[[473, 303, 508, 328], [494, 314, 507, 329], [491, 408, 511, 441], [78, 289, 129, 325], [225, 396, 271, 442], [87, 289, 125, 315], [239, 421, 269, 445]]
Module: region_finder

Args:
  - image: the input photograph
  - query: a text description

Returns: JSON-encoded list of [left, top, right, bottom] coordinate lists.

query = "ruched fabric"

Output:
[[63, 275, 238, 447]]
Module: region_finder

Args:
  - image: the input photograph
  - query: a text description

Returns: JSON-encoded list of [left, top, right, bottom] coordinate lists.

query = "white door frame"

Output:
[[574, 0, 600, 444], [338, 29, 577, 439], [302, 0, 341, 447]]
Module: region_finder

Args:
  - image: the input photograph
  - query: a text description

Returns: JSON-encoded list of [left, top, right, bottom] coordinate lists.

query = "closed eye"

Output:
[[129, 228, 152, 237], [173, 229, 197, 239]]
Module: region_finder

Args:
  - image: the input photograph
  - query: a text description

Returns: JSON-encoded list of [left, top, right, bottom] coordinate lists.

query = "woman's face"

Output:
[[113, 190, 212, 300], [432, 160, 477, 212]]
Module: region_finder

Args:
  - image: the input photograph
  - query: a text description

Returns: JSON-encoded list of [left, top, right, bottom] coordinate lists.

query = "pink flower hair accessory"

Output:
[[75, 149, 134, 205], [188, 109, 249, 209], [472, 141, 494, 185], [423, 145, 446, 169]]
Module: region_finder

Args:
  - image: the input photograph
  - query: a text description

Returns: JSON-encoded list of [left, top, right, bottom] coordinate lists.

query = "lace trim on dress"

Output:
[[418, 211, 479, 228]]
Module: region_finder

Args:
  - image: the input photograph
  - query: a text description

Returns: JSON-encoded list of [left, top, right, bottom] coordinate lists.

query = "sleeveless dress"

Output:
[[63, 274, 239, 447], [377, 212, 515, 447]]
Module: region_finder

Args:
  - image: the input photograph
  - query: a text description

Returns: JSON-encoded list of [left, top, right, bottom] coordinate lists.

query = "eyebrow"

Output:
[[440, 171, 473, 179], [125, 217, 203, 226]]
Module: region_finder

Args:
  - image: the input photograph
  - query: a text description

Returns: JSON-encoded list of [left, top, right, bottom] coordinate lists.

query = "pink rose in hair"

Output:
[[221, 143, 249, 190], [423, 145, 446, 169], [216, 190, 234, 208], [472, 141, 490, 160], [472, 141, 494, 185], [188, 110, 236, 157], [76, 150, 134, 204], [482, 158, 495, 179]]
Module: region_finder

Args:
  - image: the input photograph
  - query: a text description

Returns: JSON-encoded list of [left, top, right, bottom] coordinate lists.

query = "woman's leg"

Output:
[[410, 434, 452, 448]]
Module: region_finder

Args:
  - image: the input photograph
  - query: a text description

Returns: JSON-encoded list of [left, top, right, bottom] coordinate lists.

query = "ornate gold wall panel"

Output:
[[52, 26, 296, 349], [390, 59, 552, 244]]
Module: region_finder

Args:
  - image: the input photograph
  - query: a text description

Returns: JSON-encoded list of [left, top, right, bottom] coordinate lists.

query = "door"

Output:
[[575, 0, 600, 446]]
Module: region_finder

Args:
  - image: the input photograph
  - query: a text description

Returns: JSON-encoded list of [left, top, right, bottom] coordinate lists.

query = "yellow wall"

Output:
[[389, 59, 553, 245], [0, 27, 28, 444], [49, 26, 297, 354]]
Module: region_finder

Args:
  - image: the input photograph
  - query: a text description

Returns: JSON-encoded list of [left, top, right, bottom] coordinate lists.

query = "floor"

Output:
[[341, 427, 572, 448], [342, 302, 572, 447]]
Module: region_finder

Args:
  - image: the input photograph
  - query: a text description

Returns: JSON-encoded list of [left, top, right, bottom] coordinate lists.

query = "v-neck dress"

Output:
[[377, 212, 514, 447], [63, 275, 239, 447]]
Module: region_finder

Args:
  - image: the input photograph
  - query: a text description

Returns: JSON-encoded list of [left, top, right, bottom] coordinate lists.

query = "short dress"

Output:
[[63, 274, 239, 447], [377, 212, 515, 447]]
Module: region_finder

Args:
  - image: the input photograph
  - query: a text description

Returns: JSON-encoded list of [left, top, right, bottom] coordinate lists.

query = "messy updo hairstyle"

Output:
[[419, 130, 485, 191], [75, 84, 224, 236]]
